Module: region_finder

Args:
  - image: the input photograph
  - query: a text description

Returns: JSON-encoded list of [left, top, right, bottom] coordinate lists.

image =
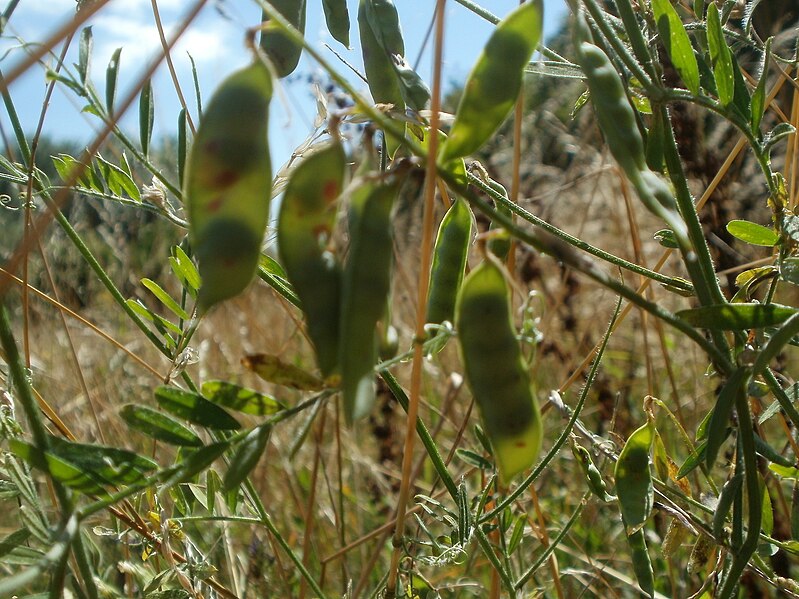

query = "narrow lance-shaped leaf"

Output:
[[78, 26, 93, 85], [751, 37, 772, 134], [652, 0, 700, 94], [223, 424, 271, 491], [105, 47, 121, 115], [440, 0, 543, 162], [201, 380, 285, 416], [707, 3, 734, 106], [141, 278, 190, 320], [154, 386, 241, 430], [120, 404, 203, 447], [139, 79, 154, 158], [705, 367, 750, 468], [177, 107, 188, 187]]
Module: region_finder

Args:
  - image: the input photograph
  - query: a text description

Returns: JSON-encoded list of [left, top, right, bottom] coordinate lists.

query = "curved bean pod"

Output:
[[261, 0, 306, 78], [340, 171, 405, 422], [426, 198, 472, 325], [185, 61, 273, 313], [455, 257, 542, 484], [322, 0, 350, 47], [278, 141, 346, 377], [440, 0, 543, 162]]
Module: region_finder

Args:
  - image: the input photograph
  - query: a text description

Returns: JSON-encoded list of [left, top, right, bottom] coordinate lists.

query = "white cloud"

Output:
[[91, 13, 232, 69]]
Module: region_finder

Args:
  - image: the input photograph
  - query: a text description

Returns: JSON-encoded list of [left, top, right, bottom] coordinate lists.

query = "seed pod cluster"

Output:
[[455, 256, 543, 483], [185, 61, 273, 314], [277, 141, 406, 422]]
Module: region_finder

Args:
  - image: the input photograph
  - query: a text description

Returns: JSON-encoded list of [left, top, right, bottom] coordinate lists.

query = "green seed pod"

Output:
[[575, 41, 647, 179], [571, 442, 614, 502], [455, 257, 542, 484], [440, 0, 543, 162], [277, 141, 346, 377], [322, 0, 350, 47], [340, 172, 405, 422], [614, 418, 655, 531], [485, 178, 513, 261], [358, 0, 404, 110], [261, 0, 307, 78], [185, 61, 273, 314], [426, 198, 472, 325]]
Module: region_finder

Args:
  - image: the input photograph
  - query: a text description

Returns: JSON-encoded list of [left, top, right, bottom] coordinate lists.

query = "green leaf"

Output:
[[769, 463, 799, 479], [9, 439, 111, 495], [507, 514, 526, 555], [614, 419, 654, 530], [706, 3, 734, 106], [705, 368, 749, 468], [258, 254, 299, 308], [105, 47, 121, 116], [525, 60, 584, 79], [126, 298, 181, 340], [120, 404, 203, 446], [177, 108, 188, 188], [155, 386, 240, 430], [654, 228, 679, 248], [751, 37, 771, 134], [163, 442, 229, 490], [0, 529, 31, 561], [95, 153, 140, 201], [727, 220, 778, 246], [139, 79, 154, 158], [652, 0, 700, 94], [46, 435, 157, 484], [764, 122, 796, 155], [223, 424, 271, 491], [676, 439, 707, 479], [455, 448, 493, 470], [170, 245, 201, 294], [78, 26, 93, 85], [141, 278, 190, 320], [52, 153, 95, 190], [201, 381, 285, 416], [677, 302, 798, 330], [713, 473, 742, 539], [322, 0, 349, 46]]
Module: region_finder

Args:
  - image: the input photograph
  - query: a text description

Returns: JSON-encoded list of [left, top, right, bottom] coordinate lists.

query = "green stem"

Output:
[[717, 394, 762, 598], [467, 172, 694, 293], [515, 494, 587, 589], [580, 0, 658, 97], [608, 0, 658, 81], [474, 526, 516, 595]]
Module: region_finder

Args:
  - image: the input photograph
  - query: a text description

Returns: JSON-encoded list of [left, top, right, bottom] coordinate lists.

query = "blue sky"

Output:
[[1, 0, 568, 161]]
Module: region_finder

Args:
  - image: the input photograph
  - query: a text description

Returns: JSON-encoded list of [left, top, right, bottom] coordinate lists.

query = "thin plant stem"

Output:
[[386, 1, 446, 596]]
